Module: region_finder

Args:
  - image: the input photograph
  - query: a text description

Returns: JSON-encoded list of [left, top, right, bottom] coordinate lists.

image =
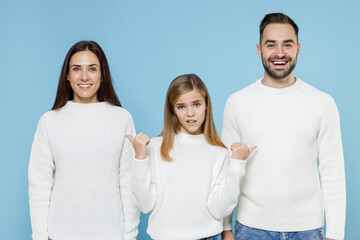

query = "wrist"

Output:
[[135, 153, 147, 159]]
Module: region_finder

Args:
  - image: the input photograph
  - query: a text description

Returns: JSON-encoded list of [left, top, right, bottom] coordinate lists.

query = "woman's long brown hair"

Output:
[[52, 41, 121, 110], [160, 74, 226, 161]]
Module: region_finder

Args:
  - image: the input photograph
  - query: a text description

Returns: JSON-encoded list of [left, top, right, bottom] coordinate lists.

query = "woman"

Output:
[[28, 41, 139, 240]]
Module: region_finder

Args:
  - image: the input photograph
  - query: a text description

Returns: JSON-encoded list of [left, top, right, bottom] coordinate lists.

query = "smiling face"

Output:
[[257, 23, 301, 85], [67, 50, 102, 103], [173, 89, 206, 135]]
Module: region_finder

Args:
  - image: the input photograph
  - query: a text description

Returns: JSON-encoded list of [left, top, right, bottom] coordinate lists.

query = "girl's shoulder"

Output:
[[148, 136, 163, 148], [209, 144, 229, 157]]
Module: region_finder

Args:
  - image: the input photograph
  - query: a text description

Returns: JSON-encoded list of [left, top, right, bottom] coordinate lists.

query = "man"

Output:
[[221, 13, 346, 240]]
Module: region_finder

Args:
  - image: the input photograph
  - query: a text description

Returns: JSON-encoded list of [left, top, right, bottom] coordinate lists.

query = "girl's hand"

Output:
[[126, 133, 150, 159], [230, 142, 257, 160], [222, 230, 235, 240]]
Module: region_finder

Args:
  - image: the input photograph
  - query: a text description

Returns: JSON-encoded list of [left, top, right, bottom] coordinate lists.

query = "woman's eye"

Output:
[[73, 67, 79, 71], [177, 106, 184, 109], [89, 67, 97, 71], [194, 103, 201, 107]]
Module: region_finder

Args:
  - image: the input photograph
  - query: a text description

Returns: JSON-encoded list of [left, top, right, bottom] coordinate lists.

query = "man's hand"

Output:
[[222, 230, 235, 240]]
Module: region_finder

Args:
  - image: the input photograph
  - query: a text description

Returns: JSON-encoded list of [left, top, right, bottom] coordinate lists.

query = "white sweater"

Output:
[[221, 79, 346, 240], [28, 101, 139, 240], [132, 133, 246, 240]]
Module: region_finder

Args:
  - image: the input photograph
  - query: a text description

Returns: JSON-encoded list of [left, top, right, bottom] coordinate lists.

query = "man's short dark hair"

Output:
[[259, 13, 299, 44]]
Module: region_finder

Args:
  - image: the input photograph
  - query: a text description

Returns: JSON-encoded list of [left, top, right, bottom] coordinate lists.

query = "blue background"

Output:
[[0, 0, 358, 239]]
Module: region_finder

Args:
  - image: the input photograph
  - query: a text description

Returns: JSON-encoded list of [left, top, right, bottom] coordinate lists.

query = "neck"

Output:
[[262, 73, 296, 89]]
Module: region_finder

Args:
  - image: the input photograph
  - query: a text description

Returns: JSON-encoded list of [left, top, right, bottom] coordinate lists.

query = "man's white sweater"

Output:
[[132, 133, 246, 240], [28, 101, 139, 240], [221, 79, 346, 240]]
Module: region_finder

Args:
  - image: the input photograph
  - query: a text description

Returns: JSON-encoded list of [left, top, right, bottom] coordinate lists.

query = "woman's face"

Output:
[[67, 50, 102, 103]]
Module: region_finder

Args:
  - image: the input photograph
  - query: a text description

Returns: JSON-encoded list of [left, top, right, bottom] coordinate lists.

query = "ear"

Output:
[[257, 44, 261, 58], [66, 74, 70, 81], [297, 43, 301, 56]]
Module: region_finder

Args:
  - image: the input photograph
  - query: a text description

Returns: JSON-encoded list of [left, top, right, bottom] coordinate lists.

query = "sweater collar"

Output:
[[175, 132, 206, 144], [65, 100, 109, 109], [255, 78, 303, 94]]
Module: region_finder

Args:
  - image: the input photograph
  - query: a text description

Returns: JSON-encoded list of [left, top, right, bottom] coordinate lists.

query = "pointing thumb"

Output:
[[125, 135, 134, 144]]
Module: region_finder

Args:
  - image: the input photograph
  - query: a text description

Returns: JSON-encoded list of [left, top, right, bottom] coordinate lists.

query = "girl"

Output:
[[28, 41, 139, 240], [127, 74, 256, 240]]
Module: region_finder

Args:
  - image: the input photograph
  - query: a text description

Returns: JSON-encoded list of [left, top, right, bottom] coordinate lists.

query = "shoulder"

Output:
[[298, 80, 337, 109], [226, 81, 258, 103], [37, 110, 58, 127], [149, 136, 162, 147], [225, 81, 258, 112], [107, 104, 134, 121], [213, 145, 228, 156]]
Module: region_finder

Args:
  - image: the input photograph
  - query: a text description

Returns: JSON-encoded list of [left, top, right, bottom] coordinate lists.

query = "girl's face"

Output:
[[67, 50, 102, 103], [173, 89, 206, 135]]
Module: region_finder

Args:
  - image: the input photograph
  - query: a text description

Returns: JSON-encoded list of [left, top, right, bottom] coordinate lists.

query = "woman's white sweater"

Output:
[[28, 101, 139, 240]]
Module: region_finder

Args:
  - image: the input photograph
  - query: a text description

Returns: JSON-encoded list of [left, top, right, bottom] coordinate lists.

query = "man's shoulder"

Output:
[[226, 80, 258, 104], [299, 80, 335, 104]]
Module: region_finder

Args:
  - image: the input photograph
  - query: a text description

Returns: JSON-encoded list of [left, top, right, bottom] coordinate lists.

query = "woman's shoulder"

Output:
[[37, 109, 58, 124], [107, 104, 134, 120]]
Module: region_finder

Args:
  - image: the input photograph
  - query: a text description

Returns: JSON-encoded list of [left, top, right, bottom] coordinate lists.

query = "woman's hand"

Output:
[[230, 142, 257, 160], [126, 133, 150, 159]]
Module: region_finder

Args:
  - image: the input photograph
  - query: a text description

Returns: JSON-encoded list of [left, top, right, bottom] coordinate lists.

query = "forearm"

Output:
[[207, 159, 245, 219], [132, 157, 157, 213], [318, 99, 346, 239], [28, 141, 54, 240]]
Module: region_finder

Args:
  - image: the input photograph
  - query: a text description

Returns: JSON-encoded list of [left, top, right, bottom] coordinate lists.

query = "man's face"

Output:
[[257, 23, 301, 80]]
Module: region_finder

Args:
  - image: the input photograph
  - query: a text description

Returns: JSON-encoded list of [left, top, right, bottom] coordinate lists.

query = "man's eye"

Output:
[[267, 44, 274, 48]]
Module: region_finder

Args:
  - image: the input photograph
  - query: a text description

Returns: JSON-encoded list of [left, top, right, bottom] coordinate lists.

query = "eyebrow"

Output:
[[70, 64, 99, 67], [175, 99, 203, 106], [264, 39, 296, 44]]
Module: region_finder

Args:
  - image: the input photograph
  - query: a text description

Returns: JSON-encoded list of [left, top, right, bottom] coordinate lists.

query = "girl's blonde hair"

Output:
[[160, 74, 226, 161]]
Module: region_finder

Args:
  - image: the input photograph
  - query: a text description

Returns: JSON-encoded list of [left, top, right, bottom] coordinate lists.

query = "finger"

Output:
[[249, 146, 257, 154], [136, 132, 144, 137], [125, 135, 134, 144]]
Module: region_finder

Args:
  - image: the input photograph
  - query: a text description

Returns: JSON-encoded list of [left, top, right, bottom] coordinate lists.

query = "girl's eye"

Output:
[[194, 103, 201, 107], [177, 106, 184, 110]]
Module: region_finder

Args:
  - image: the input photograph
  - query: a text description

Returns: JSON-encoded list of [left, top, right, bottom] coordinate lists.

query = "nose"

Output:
[[186, 107, 195, 117], [275, 45, 285, 58], [81, 70, 90, 81]]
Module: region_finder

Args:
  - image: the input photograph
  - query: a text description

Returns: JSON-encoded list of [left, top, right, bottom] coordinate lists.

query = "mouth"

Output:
[[271, 60, 288, 68], [186, 120, 197, 124], [78, 84, 92, 90]]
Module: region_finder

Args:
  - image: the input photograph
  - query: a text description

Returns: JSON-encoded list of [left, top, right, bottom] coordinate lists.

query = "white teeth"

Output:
[[79, 85, 91, 87], [187, 120, 196, 123], [274, 62, 286, 65]]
